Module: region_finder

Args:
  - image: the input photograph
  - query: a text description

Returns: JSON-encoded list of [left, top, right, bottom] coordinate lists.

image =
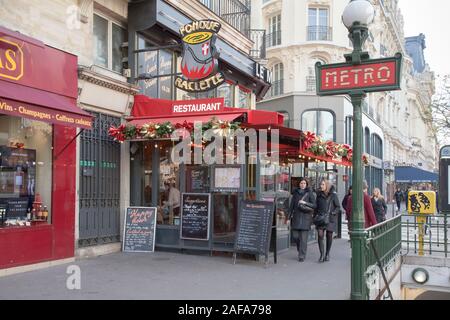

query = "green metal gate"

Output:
[[79, 112, 121, 247]]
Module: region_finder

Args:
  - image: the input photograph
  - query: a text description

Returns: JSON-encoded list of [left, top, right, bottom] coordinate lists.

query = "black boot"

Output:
[[318, 238, 325, 263], [325, 233, 333, 262]]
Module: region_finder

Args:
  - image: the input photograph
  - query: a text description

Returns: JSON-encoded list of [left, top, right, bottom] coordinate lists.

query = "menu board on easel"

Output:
[[233, 200, 275, 265], [122, 207, 157, 253]]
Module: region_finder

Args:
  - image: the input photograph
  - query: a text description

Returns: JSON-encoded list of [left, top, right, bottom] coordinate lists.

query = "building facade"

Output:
[[252, 0, 437, 201]]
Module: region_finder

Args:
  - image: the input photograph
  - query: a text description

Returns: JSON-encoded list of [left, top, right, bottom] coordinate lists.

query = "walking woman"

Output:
[[371, 188, 388, 223], [314, 179, 341, 263], [289, 178, 317, 262]]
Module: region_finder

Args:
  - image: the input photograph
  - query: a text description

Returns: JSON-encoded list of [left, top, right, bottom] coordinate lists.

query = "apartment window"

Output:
[[307, 58, 326, 92], [364, 127, 371, 154], [217, 82, 234, 107], [137, 35, 175, 99], [268, 14, 281, 47], [301, 110, 335, 141], [308, 7, 330, 41], [372, 134, 383, 159], [237, 86, 251, 109], [270, 63, 284, 97], [93, 14, 127, 73]]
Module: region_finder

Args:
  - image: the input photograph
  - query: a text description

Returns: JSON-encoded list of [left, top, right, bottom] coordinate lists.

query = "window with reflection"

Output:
[[301, 110, 335, 141], [237, 87, 251, 109], [217, 82, 234, 107], [0, 116, 53, 228]]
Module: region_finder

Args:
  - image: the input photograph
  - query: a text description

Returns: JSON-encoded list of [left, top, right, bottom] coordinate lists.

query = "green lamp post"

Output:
[[342, 0, 375, 300]]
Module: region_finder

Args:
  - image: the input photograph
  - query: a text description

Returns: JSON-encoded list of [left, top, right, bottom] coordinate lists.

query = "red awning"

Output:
[[0, 79, 92, 129], [129, 112, 245, 126]]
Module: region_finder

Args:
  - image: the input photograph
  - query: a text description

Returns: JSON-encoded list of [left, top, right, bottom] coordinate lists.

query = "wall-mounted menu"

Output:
[[123, 207, 157, 253], [180, 193, 210, 241], [213, 166, 241, 192], [234, 200, 275, 256], [186, 166, 209, 193]]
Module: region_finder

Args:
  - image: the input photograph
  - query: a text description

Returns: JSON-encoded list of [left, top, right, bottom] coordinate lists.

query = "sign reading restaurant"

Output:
[[175, 20, 226, 93], [316, 53, 402, 95], [173, 98, 224, 114]]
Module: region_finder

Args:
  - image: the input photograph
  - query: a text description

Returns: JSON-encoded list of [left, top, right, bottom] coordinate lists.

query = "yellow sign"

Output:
[[408, 191, 436, 215], [0, 38, 24, 81]]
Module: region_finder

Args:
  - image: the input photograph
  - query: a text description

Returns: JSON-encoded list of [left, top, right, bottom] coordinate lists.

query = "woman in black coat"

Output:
[[371, 188, 388, 223], [314, 179, 341, 263], [289, 178, 317, 262]]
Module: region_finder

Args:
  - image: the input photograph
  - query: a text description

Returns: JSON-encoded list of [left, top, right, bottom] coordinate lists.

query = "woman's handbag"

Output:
[[313, 197, 333, 227], [298, 193, 314, 214]]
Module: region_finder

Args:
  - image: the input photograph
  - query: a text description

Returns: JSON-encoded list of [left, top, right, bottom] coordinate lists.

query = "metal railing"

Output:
[[365, 215, 403, 268], [249, 29, 266, 60], [266, 30, 281, 48], [265, 80, 284, 98], [307, 26, 333, 41], [198, 0, 251, 38], [306, 76, 316, 92], [402, 213, 449, 257]]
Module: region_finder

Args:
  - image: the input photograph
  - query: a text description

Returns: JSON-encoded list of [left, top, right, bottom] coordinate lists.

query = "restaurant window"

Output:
[[93, 13, 127, 73], [237, 86, 251, 109], [217, 82, 234, 107], [137, 35, 175, 99], [301, 110, 335, 141], [0, 116, 53, 228], [158, 142, 180, 226]]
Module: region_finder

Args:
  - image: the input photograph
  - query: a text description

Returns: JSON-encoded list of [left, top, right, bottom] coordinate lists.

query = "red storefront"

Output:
[[0, 26, 92, 270]]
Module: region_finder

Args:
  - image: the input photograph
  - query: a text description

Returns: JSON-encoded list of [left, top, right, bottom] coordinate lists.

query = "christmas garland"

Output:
[[108, 117, 241, 142], [301, 131, 369, 166]]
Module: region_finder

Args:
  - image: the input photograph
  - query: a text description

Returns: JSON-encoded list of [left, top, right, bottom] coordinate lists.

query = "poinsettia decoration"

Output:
[[301, 131, 369, 166], [108, 117, 241, 142]]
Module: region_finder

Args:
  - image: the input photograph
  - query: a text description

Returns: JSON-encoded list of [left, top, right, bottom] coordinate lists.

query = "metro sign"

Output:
[[316, 53, 402, 96]]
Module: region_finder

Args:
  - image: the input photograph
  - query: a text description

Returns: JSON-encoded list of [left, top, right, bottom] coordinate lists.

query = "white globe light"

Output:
[[342, 0, 375, 29]]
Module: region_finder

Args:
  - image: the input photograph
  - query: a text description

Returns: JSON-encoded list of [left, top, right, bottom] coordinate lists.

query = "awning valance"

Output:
[[395, 166, 438, 183], [0, 80, 92, 129]]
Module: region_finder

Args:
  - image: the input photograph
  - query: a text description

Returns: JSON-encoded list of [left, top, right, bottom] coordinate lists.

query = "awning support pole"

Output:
[[53, 129, 85, 160]]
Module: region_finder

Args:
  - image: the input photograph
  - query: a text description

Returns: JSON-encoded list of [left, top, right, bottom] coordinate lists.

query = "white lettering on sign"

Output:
[[173, 102, 222, 113]]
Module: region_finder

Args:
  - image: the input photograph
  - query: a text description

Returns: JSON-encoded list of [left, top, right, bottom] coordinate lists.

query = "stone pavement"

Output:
[[0, 240, 351, 300]]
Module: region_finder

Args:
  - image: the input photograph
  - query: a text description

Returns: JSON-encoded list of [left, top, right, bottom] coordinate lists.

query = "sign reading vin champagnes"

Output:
[[180, 193, 211, 241], [123, 207, 157, 253], [316, 53, 402, 96], [175, 20, 225, 93], [234, 200, 275, 256]]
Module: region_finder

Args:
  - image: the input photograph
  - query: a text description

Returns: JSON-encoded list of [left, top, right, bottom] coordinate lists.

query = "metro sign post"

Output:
[[317, 0, 403, 301]]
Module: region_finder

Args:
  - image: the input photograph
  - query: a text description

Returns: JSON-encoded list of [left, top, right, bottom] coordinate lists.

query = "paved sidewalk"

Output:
[[0, 240, 351, 300]]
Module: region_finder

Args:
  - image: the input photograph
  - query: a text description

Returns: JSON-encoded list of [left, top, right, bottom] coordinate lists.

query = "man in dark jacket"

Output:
[[346, 181, 378, 229], [394, 188, 403, 213], [289, 178, 317, 262]]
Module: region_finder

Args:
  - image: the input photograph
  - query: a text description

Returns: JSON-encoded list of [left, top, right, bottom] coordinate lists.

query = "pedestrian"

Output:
[[394, 188, 403, 213], [289, 178, 317, 262], [346, 180, 378, 229], [313, 179, 341, 263], [371, 188, 388, 223], [342, 187, 352, 234]]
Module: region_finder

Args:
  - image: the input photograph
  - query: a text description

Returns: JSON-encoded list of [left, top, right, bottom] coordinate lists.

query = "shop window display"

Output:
[[158, 142, 180, 226], [0, 116, 52, 228]]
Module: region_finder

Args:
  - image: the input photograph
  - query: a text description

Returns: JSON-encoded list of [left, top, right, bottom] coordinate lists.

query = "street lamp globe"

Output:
[[342, 0, 375, 29]]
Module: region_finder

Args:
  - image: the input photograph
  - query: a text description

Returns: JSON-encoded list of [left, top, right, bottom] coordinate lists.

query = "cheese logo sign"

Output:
[[175, 20, 225, 93], [0, 38, 24, 81]]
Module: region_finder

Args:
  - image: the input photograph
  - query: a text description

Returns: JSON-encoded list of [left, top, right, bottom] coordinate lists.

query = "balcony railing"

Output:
[[266, 30, 281, 48], [265, 80, 284, 98], [249, 29, 266, 60], [306, 76, 316, 92], [198, 0, 251, 38], [307, 26, 333, 41]]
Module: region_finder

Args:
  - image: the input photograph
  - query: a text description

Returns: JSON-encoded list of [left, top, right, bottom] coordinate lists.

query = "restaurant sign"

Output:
[[175, 20, 226, 93], [316, 53, 402, 96]]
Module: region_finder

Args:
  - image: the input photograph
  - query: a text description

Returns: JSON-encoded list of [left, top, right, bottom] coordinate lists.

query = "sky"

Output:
[[400, 0, 450, 76]]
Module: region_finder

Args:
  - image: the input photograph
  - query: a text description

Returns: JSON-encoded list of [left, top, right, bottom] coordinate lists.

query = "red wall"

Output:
[[0, 125, 76, 269]]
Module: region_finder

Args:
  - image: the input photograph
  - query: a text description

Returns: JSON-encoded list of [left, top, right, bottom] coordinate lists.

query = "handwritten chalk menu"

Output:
[[234, 200, 275, 256], [187, 166, 209, 192], [180, 193, 210, 241], [123, 207, 157, 253]]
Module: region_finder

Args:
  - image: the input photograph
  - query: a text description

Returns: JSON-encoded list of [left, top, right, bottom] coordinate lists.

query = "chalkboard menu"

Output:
[[123, 207, 157, 253], [186, 166, 209, 193], [234, 200, 275, 256], [180, 193, 210, 241]]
